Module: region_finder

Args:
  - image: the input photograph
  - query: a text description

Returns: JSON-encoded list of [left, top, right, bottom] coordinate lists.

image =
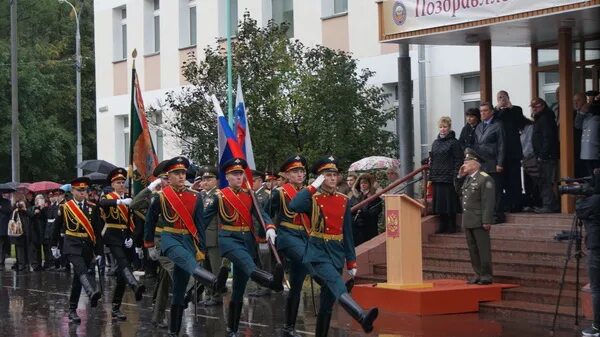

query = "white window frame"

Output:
[[189, 0, 197, 46], [120, 8, 127, 60], [153, 0, 160, 53], [334, 0, 348, 14], [461, 74, 480, 113], [272, 0, 294, 38], [219, 0, 238, 39]]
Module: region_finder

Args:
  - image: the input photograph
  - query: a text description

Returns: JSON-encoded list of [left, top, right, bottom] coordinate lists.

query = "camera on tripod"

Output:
[[558, 176, 595, 196]]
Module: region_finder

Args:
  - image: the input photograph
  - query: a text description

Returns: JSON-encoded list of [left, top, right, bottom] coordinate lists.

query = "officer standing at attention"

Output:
[[51, 177, 104, 324], [456, 148, 495, 285], [203, 157, 284, 337], [289, 156, 378, 336], [98, 167, 146, 320], [144, 156, 220, 337]]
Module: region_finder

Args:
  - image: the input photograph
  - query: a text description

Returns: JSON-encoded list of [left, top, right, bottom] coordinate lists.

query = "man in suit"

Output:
[[495, 90, 528, 212], [474, 102, 505, 223], [51, 177, 104, 323], [456, 149, 495, 285]]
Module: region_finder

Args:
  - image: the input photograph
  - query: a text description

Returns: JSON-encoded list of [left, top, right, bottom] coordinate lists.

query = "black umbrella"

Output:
[[77, 160, 117, 174], [0, 182, 17, 193], [84, 172, 108, 185]]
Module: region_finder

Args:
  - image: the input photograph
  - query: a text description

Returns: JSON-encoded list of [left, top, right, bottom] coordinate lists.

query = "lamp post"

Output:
[[59, 0, 82, 176]]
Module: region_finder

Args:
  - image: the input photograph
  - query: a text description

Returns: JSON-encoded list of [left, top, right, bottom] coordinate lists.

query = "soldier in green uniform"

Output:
[[456, 148, 495, 285], [203, 157, 284, 337], [199, 165, 229, 306], [289, 156, 378, 336], [98, 167, 146, 320], [269, 155, 313, 336], [144, 156, 220, 337], [50, 177, 104, 323]]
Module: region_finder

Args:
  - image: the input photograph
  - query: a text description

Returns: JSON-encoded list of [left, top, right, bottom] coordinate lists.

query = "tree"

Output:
[[163, 13, 396, 172], [0, 0, 96, 183]]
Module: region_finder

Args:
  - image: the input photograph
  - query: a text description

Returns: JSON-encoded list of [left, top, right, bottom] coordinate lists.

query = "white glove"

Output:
[[51, 246, 61, 259], [118, 198, 132, 206], [148, 179, 161, 191], [265, 228, 277, 245], [147, 246, 159, 261], [124, 238, 133, 248], [95, 255, 103, 265], [135, 247, 144, 259], [347, 268, 357, 278], [311, 174, 325, 189]]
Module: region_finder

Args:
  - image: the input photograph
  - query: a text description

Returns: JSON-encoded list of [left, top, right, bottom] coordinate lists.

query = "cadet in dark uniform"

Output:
[[203, 157, 284, 337], [456, 148, 495, 285], [98, 168, 146, 320], [51, 177, 104, 323], [144, 156, 219, 337], [269, 155, 313, 336], [289, 156, 378, 336], [200, 165, 229, 306]]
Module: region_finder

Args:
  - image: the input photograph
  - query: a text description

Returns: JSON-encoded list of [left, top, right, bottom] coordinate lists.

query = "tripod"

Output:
[[550, 213, 584, 335]]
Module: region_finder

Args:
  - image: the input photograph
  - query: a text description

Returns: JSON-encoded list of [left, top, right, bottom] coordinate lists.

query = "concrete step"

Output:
[[423, 265, 582, 290], [426, 235, 571, 254], [479, 300, 583, 328], [422, 243, 574, 264], [422, 257, 586, 277], [501, 286, 580, 307], [504, 213, 574, 226]]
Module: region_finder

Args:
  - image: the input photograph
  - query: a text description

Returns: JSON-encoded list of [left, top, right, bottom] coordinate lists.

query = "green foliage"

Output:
[[0, 0, 96, 183], [164, 13, 396, 172]]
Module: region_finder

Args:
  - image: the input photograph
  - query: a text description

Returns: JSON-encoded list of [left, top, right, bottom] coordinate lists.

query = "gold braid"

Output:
[[159, 193, 180, 223], [63, 205, 81, 232], [311, 193, 324, 233], [217, 193, 238, 223], [281, 189, 297, 219]]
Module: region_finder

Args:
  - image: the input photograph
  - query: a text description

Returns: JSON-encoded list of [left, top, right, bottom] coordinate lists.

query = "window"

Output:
[[461, 75, 480, 113], [272, 0, 294, 38], [153, 0, 160, 52], [116, 115, 130, 166], [219, 0, 238, 38], [119, 8, 127, 59], [189, 3, 197, 46], [334, 0, 348, 14]]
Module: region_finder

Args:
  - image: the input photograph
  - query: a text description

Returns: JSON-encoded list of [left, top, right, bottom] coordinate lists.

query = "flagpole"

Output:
[[226, 0, 233, 128], [128, 49, 137, 198]]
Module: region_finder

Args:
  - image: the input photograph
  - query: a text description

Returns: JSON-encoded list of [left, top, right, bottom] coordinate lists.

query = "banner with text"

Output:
[[382, 0, 588, 37]]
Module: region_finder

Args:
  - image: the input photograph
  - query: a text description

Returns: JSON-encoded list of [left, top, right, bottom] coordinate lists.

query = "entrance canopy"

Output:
[[378, 0, 600, 46]]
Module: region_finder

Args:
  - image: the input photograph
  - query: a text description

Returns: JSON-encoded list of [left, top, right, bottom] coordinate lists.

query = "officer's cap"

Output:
[[107, 167, 127, 183], [221, 158, 248, 174], [70, 177, 91, 190], [165, 156, 190, 174], [280, 155, 307, 173], [464, 148, 484, 163], [311, 156, 339, 175]]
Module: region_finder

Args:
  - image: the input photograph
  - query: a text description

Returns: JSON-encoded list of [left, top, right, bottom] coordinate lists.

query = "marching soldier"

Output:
[[50, 177, 103, 323], [144, 156, 220, 337], [456, 148, 495, 285], [199, 165, 229, 306], [203, 157, 284, 337], [269, 155, 312, 336], [289, 156, 378, 336], [98, 168, 146, 320]]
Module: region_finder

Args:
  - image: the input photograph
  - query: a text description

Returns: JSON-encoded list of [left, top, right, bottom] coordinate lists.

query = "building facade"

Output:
[[94, 0, 533, 167]]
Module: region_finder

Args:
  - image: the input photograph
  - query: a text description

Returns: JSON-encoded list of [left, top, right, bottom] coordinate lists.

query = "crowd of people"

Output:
[[427, 89, 600, 234]]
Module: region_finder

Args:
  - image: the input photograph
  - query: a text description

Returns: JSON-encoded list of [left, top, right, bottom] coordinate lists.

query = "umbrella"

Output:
[[60, 184, 71, 193], [348, 156, 400, 172], [77, 160, 117, 174], [84, 172, 109, 185], [0, 182, 17, 193], [28, 181, 61, 193]]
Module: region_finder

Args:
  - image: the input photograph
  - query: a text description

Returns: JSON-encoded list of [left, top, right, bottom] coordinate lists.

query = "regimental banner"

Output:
[[382, 0, 589, 38]]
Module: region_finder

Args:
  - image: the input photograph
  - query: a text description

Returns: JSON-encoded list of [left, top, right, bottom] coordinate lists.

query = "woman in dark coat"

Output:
[[349, 173, 382, 246], [430, 116, 463, 233]]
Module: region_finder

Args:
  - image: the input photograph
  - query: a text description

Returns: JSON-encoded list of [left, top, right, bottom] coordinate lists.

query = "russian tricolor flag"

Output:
[[234, 77, 256, 171], [207, 94, 253, 188]]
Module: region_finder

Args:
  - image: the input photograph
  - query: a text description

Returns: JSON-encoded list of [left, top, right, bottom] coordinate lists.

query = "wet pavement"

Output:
[[0, 264, 589, 337]]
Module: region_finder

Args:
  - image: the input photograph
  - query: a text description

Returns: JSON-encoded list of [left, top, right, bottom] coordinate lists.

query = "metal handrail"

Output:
[[350, 165, 430, 214]]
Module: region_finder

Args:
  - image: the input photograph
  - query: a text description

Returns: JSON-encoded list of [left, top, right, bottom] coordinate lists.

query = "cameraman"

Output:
[[582, 170, 600, 337]]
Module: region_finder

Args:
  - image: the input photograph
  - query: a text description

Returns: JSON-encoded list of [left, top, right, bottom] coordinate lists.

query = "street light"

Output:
[[58, 0, 82, 176]]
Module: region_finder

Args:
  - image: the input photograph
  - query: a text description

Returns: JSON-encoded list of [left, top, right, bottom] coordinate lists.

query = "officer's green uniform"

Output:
[[456, 149, 496, 284], [144, 156, 218, 337], [202, 157, 284, 337], [289, 156, 378, 336]]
